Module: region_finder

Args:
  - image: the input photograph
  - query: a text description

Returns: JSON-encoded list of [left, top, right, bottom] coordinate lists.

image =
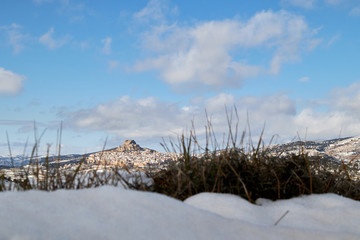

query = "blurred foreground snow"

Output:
[[0, 187, 359, 240]]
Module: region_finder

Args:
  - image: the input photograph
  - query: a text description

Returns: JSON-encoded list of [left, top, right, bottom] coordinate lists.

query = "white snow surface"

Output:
[[1, 187, 359, 240]]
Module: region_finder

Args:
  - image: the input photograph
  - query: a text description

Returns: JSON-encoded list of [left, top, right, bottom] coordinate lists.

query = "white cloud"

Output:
[[329, 82, 360, 115], [101, 37, 112, 55], [326, 33, 341, 47], [33, 0, 53, 4], [323, 0, 343, 5], [0, 23, 26, 54], [64, 93, 298, 144], [79, 41, 89, 50], [134, 0, 178, 23], [65, 82, 360, 146], [282, 0, 316, 9], [349, 7, 360, 16], [39, 27, 71, 50], [108, 60, 119, 71], [204, 93, 235, 113], [67, 96, 196, 139], [283, 0, 352, 9], [69, 15, 85, 23], [299, 77, 310, 82], [291, 83, 360, 139], [134, 10, 319, 90], [134, 0, 164, 22], [33, 0, 93, 24], [0, 67, 26, 96]]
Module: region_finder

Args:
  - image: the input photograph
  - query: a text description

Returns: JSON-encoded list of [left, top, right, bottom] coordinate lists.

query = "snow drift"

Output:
[[0, 187, 359, 240]]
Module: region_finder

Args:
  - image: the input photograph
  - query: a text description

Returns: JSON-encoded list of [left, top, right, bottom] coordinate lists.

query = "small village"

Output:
[[85, 140, 179, 170]]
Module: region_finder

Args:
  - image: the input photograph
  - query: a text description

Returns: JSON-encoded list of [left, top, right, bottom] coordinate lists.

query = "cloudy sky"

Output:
[[1, 0, 360, 155]]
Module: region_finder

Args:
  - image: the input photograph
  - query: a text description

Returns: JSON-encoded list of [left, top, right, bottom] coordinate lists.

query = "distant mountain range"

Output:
[[269, 136, 360, 165], [0, 140, 165, 170], [1, 136, 360, 169], [0, 153, 87, 169]]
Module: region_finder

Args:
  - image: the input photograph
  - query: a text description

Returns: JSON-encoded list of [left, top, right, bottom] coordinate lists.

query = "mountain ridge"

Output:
[[2, 136, 360, 169], [270, 136, 360, 165]]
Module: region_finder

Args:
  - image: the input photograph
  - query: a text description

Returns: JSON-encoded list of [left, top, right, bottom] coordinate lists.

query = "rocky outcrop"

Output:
[[114, 140, 155, 153], [116, 140, 143, 152]]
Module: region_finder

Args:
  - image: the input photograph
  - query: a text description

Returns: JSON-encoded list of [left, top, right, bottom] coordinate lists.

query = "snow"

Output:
[[0, 187, 359, 240]]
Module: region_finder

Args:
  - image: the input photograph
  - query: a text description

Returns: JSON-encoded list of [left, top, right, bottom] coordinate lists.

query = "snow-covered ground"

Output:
[[1, 187, 359, 240]]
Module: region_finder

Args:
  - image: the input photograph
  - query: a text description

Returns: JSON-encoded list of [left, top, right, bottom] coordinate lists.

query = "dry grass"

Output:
[[1, 115, 360, 203], [138, 111, 360, 202]]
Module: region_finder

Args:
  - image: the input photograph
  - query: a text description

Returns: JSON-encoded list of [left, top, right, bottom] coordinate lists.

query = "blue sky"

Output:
[[1, 0, 360, 155]]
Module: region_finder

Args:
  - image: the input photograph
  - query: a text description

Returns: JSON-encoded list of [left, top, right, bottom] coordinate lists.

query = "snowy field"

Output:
[[1, 186, 359, 240]]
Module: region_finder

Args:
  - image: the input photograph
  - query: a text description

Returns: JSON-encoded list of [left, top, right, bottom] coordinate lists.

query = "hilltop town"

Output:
[[85, 140, 179, 170]]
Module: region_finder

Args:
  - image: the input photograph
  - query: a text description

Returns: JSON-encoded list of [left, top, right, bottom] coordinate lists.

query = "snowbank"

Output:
[[0, 187, 359, 240]]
